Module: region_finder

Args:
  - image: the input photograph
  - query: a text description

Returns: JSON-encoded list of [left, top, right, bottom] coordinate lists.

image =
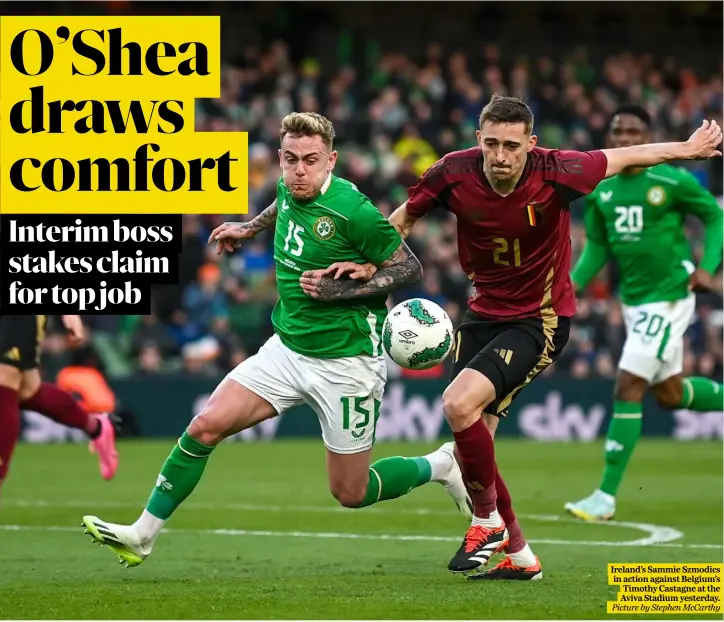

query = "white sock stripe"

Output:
[[613, 413, 643, 419], [682, 379, 694, 409], [370, 467, 383, 503], [177, 439, 208, 459]]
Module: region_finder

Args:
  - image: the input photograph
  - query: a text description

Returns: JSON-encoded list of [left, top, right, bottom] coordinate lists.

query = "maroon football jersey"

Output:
[[406, 146, 608, 320]]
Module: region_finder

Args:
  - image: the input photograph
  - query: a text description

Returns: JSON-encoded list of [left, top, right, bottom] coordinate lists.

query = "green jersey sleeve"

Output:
[[675, 170, 723, 275], [348, 199, 402, 265], [571, 194, 609, 290]]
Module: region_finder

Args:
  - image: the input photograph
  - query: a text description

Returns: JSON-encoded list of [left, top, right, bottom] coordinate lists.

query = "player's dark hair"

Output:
[[608, 104, 652, 130], [479, 94, 534, 134]]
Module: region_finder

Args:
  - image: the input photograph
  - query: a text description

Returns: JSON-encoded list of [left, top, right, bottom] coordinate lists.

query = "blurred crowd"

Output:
[[40, 33, 724, 383]]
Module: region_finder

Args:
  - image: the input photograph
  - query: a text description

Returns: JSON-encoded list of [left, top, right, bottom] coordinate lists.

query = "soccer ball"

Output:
[[382, 298, 454, 370]]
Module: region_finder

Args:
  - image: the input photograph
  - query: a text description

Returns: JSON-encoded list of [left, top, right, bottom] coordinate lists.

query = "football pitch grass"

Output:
[[0, 439, 721, 620]]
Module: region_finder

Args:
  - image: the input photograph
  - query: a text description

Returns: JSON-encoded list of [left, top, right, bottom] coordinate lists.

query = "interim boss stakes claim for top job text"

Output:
[[7, 218, 174, 275]]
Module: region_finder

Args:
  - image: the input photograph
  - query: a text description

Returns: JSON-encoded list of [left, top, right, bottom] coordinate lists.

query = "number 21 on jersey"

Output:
[[284, 219, 304, 256], [493, 237, 521, 267]]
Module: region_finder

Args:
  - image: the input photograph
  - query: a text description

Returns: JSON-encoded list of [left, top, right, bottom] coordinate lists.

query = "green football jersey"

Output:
[[271, 174, 401, 358], [582, 164, 723, 305]]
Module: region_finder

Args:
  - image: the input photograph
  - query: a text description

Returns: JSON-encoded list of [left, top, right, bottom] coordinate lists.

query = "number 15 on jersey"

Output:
[[284, 219, 304, 256]]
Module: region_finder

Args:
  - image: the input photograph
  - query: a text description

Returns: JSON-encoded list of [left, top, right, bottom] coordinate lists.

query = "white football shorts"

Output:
[[619, 294, 696, 384], [227, 334, 386, 454]]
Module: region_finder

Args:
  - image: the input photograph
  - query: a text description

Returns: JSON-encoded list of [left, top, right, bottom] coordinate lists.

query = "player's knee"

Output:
[[187, 407, 227, 447], [17, 383, 37, 403], [0, 364, 22, 391], [18, 373, 41, 403], [614, 372, 647, 403], [330, 482, 366, 508], [187, 415, 222, 446], [652, 382, 683, 410], [442, 389, 473, 426], [443, 383, 492, 430], [654, 393, 680, 410]]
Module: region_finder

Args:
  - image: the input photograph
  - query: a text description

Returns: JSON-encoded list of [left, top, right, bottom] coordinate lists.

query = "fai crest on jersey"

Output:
[[647, 186, 666, 206], [313, 216, 336, 240]]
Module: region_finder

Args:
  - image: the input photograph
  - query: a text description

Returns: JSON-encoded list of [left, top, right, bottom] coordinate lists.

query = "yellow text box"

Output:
[[0, 15, 248, 214], [1, 131, 248, 214], [607, 563, 723, 615]]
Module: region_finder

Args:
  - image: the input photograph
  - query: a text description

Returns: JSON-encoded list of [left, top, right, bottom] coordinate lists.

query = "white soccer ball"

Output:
[[382, 298, 455, 370]]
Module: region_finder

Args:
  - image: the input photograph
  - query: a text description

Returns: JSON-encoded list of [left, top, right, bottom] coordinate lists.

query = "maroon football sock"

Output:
[[21, 383, 99, 438], [452, 417, 497, 518], [495, 466, 526, 553], [0, 386, 21, 483]]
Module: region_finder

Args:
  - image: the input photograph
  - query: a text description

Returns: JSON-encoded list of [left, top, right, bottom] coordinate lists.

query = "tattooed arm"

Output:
[[246, 199, 279, 233], [208, 199, 278, 254], [299, 240, 422, 301]]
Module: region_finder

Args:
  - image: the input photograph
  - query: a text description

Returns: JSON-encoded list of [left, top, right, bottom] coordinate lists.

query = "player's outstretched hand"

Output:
[[208, 221, 256, 255], [322, 261, 378, 281], [686, 120, 723, 159], [61, 315, 85, 344], [689, 269, 721, 293]]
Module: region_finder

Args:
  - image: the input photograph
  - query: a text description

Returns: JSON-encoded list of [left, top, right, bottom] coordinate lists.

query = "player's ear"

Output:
[[527, 135, 538, 151], [475, 130, 483, 146], [328, 150, 338, 171], [278, 149, 283, 165]]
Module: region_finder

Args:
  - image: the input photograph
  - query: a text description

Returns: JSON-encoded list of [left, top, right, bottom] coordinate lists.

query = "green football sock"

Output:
[[599, 401, 643, 497], [680, 377, 724, 411], [358, 456, 432, 508], [145, 432, 215, 520]]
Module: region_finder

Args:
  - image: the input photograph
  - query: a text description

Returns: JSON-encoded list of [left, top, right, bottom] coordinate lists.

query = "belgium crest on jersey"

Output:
[[647, 186, 666, 206], [313, 216, 336, 240]]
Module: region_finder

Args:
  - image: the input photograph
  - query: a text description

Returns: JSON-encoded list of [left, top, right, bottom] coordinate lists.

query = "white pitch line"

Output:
[[0, 524, 720, 549], [516, 512, 684, 546], [3, 498, 686, 546]]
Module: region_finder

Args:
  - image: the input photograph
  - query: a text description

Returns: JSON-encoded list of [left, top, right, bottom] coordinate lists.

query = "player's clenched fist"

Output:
[[208, 221, 257, 255], [686, 120, 723, 159]]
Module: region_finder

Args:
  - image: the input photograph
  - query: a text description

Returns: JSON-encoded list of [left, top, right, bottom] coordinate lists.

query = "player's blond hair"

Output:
[[279, 112, 336, 149]]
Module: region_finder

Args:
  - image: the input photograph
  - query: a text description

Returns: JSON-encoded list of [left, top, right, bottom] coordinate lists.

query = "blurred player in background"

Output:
[[81, 112, 473, 568], [378, 95, 722, 580], [0, 315, 119, 500], [565, 105, 724, 522]]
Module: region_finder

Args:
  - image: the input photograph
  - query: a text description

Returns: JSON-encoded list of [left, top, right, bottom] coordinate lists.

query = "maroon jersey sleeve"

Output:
[[405, 158, 450, 218], [541, 149, 608, 202]]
